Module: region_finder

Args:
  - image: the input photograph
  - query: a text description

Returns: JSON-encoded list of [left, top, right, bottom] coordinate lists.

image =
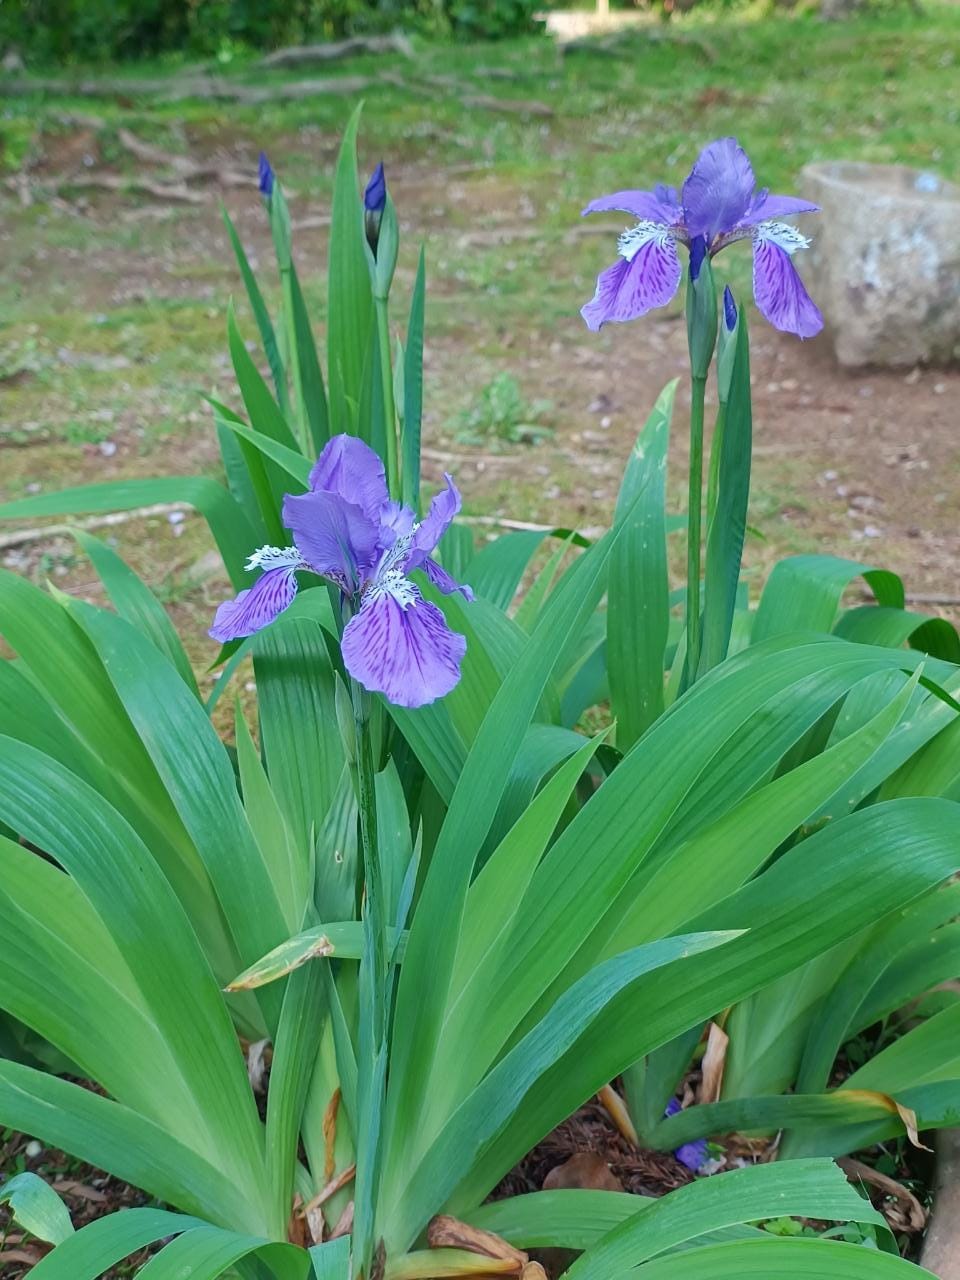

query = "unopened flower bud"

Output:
[[718, 287, 740, 405], [722, 284, 737, 333], [364, 162, 387, 254], [258, 151, 274, 200]]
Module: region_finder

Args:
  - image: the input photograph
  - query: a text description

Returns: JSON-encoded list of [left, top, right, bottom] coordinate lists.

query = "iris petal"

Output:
[[681, 137, 756, 241], [283, 489, 380, 589], [752, 236, 823, 339], [408, 474, 462, 565], [209, 566, 298, 642], [581, 234, 682, 331], [342, 582, 466, 708], [422, 557, 475, 601], [582, 187, 681, 222], [308, 434, 390, 522], [738, 192, 819, 229]]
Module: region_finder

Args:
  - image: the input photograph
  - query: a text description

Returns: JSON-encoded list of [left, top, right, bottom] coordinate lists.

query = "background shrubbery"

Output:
[[0, 0, 545, 63]]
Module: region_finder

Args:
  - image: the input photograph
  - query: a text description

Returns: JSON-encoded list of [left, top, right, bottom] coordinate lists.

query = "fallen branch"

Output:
[[0, 73, 379, 104], [8, 171, 206, 203], [416, 73, 554, 116], [461, 515, 604, 540], [562, 28, 717, 63], [460, 92, 553, 117], [116, 127, 250, 185], [258, 33, 414, 69], [838, 1156, 926, 1232], [858, 589, 960, 607], [0, 502, 189, 552]]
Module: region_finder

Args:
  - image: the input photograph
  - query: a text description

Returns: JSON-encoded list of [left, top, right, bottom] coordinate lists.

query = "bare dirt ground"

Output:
[[4, 160, 959, 646]]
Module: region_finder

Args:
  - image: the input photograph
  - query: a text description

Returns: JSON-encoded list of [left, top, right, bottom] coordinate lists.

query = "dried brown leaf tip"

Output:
[[543, 1151, 623, 1192], [427, 1215, 528, 1270]]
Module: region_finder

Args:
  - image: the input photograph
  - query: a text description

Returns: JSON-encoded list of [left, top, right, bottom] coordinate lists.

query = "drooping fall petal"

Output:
[[752, 230, 823, 339], [581, 229, 682, 331], [210, 565, 298, 642], [342, 584, 466, 708]]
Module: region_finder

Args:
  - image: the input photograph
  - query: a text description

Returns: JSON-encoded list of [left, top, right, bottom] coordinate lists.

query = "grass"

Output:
[[1, 4, 959, 658]]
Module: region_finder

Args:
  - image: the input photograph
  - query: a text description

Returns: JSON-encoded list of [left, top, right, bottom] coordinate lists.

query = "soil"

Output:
[[0, 1126, 153, 1276]]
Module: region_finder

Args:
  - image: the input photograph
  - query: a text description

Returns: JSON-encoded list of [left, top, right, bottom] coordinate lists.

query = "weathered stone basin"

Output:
[[799, 160, 960, 368]]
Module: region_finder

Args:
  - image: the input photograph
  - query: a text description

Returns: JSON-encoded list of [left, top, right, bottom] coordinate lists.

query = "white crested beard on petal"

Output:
[[754, 220, 811, 257], [245, 545, 304, 573], [369, 566, 419, 608], [617, 220, 675, 263]]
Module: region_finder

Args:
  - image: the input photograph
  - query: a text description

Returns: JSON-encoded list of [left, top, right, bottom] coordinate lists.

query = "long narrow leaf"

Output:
[[608, 379, 675, 747]]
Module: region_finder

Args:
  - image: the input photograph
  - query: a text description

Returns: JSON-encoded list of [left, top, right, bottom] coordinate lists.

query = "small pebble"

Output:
[[25, 1140, 42, 1158]]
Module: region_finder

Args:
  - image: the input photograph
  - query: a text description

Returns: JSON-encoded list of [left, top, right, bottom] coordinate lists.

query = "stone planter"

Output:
[[799, 161, 960, 368]]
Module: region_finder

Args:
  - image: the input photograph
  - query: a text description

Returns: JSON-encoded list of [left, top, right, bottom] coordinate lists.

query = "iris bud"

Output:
[[717, 286, 740, 405], [363, 163, 398, 301], [364, 162, 387, 254], [258, 151, 274, 200]]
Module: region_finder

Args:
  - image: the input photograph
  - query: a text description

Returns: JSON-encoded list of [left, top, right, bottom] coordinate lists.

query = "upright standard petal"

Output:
[[681, 138, 756, 242], [581, 227, 681, 331], [582, 188, 680, 223], [308, 434, 390, 523], [210, 564, 298, 642], [342, 581, 466, 708], [378, 499, 417, 547], [408, 474, 462, 564], [737, 191, 819, 229], [283, 489, 380, 590], [752, 225, 823, 339]]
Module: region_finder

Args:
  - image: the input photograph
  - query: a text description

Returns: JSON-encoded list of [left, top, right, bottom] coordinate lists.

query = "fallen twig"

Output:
[[562, 27, 717, 63], [116, 127, 250, 185], [18, 172, 207, 203], [0, 502, 189, 552], [258, 34, 414, 69], [838, 1155, 926, 1232], [0, 73, 379, 104]]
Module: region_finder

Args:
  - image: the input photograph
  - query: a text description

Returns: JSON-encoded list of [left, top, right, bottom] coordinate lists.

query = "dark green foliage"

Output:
[[0, 0, 543, 64]]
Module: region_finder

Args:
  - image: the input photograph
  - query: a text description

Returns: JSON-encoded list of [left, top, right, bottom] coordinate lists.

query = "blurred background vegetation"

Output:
[[0, 0, 548, 62]]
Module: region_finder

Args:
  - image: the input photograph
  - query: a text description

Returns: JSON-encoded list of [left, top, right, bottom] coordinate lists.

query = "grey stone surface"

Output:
[[922, 1128, 960, 1280], [800, 161, 960, 368]]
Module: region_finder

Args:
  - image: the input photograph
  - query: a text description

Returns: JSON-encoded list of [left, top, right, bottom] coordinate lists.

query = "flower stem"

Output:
[[685, 375, 707, 685], [353, 683, 388, 1017], [351, 680, 388, 1279], [375, 296, 400, 501], [281, 266, 309, 454]]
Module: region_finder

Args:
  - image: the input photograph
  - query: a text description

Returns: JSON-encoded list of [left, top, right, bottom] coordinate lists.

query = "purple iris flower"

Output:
[[581, 138, 823, 340], [210, 435, 474, 709], [664, 1097, 709, 1173], [258, 151, 274, 199]]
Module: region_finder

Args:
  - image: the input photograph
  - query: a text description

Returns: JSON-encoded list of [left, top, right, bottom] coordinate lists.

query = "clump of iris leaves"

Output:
[[0, 106, 957, 1280]]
